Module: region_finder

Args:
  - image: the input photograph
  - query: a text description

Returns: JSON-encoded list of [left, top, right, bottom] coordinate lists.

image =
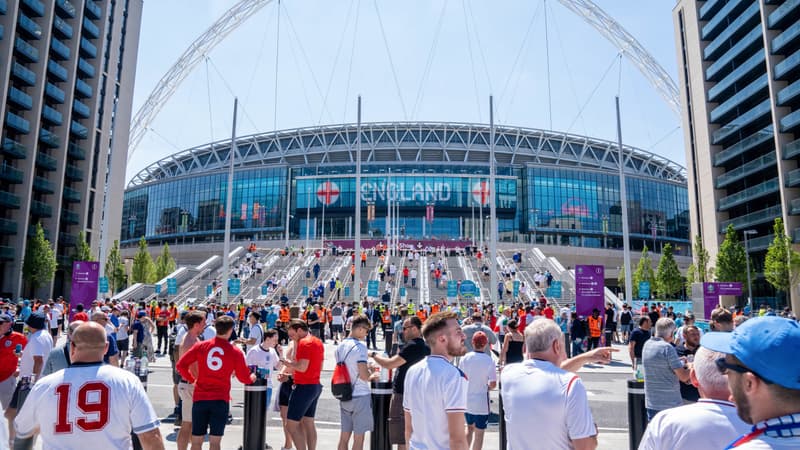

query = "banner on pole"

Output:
[[575, 265, 604, 317], [70, 261, 99, 320]]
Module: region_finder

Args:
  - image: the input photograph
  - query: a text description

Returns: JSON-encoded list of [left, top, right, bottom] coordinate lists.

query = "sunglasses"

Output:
[[715, 358, 772, 384]]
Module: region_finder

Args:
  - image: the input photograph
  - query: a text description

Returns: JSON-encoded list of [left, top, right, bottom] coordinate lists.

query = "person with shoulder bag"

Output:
[[333, 315, 374, 450]]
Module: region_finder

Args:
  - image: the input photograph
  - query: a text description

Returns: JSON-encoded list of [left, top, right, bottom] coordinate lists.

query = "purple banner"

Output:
[[575, 265, 605, 318], [71, 261, 99, 320], [716, 282, 742, 296], [702, 282, 742, 319]]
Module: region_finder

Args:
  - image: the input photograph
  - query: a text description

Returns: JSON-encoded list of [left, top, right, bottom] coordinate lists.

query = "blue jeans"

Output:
[[646, 408, 661, 422]]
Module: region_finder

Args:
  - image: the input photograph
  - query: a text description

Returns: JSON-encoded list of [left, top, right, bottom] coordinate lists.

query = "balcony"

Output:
[[33, 176, 55, 194], [0, 218, 17, 235], [712, 99, 772, 145], [47, 60, 68, 82], [12, 62, 36, 86], [56, 254, 71, 267], [70, 120, 88, 139], [0, 191, 20, 209], [8, 86, 33, 110], [2, 138, 26, 159], [787, 167, 800, 187], [77, 58, 94, 78], [82, 17, 99, 38], [17, 13, 42, 39], [719, 205, 783, 232], [59, 232, 76, 246], [704, 2, 760, 61], [63, 186, 81, 203], [56, 0, 75, 18], [0, 247, 14, 261], [39, 129, 61, 148], [769, 0, 800, 28], [30, 200, 52, 217], [781, 109, 800, 133], [79, 37, 96, 59], [61, 209, 79, 224], [36, 151, 58, 171], [717, 178, 780, 211], [715, 153, 777, 188], [773, 19, 800, 54], [706, 26, 762, 82], [84, 0, 101, 19], [72, 99, 90, 118], [14, 37, 39, 62], [21, 0, 44, 17], [75, 79, 92, 98], [65, 164, 83, 181], [0, 165, 24, 184], [50, 37, 70, 60], [709, 75, 768, 123], [53, 16, 72, 38], [5, 111, 30, 134], [747, 234, 775, 252], [41, 105, 63, 125], [68, 143, 86, 160], [45, 82, 65, 103]]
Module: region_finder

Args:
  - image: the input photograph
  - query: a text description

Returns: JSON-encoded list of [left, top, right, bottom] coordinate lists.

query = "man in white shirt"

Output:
[[639, 346, 749, 449], [404, 311, 469, 450], [458, 332, 496, 450], [336, 315, 373, 450]]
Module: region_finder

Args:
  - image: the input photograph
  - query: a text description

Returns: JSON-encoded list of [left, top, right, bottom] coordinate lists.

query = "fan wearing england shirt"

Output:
[[245, 329, 283, 420], [13, 322, 164, 450]]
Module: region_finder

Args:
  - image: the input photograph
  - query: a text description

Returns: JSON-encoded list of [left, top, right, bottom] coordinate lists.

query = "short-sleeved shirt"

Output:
[[116, 317, 129, 341], [629, 327, 651, 358], [335, 337, 370, 397], [293, 334, 324, 385], [131, 320, 145, 345], [501, 359, 595, 450], [246, 323, 263, 353], [245, 344, 280, 388], [403, 355, 468, 450], [458, 351, 496, 415], [642, 337, 685, 410], [0, 331, 27, 381], [675, 344, 700, 402], [18, 329, 53, 378], [176, 337, 253, 402], [104, 335, 119, 364], [393, 337, 429, 394], [14, 362, 160, 449], [462, 323, 498, 354], [639, 399, 749, 450]]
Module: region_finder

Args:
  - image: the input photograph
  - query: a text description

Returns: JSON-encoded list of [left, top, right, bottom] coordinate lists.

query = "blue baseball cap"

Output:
[[701, 316, 800, 389]]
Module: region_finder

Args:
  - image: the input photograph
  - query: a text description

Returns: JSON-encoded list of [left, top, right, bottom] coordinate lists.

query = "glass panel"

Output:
[[706, 25, 762, 82], [710, 75, 768, 123], [55, 0, 75, 18], [21, 0, 44, 17], [45, 82, 65, 103], [79, 37, 96, 58], [702, 0, 746, 40], [12, 62, 36, 86], [719, 205, 783, 232], [704, 2, 759, 60], [50, 37, 71, 60], [715, 152, 777, 188], [78, 58, 94, 78], [73, 99, 90, 118], [717, 178, 780, 210], [84, 0, 101, 19], [42, 105, 63, 125], [773, 19, 800, 54], [17, 13, 42, 39], [70, 120, 88, 139], [14, 37, 39, 62], [47, 60, 68, 82], [8, 86, 33, 110], [709, 52, 765, 102], [53, 16, 72, 38], [5, 111, 30, 134], [82, 17, 99, 38], [712, 99, 771, 144]]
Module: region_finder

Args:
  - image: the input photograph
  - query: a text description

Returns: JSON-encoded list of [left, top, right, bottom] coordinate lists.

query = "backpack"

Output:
[[331, 342, 357, 401]]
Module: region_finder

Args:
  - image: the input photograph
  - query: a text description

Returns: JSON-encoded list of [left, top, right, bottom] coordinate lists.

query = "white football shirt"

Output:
[[457, 351, 496, 415], [639, 399, 750, 450], [245, 344, 280, 388], [19, 329, 53, 378], [15, 363, 160, 449]]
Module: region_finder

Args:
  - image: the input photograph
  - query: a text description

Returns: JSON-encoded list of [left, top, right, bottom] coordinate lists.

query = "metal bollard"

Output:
[[241, 377, 268, 450], [627, 379, 647, 450], [370, 381, 392, 450]]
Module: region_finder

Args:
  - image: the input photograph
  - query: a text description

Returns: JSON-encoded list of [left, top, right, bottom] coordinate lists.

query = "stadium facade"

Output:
[[123, 122, 690, 255]]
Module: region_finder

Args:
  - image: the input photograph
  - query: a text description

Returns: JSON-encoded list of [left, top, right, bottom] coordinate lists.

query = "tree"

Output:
[[73, 230, 94, 262], [105, 240, 126, 294], [633, 246, 655, 299], [685, 263, 697, 294], [693, 234, 712, 283], [22, 222, 57, 294], [715, 224, 747, 284], [131, 237, 156, 284], [154, 243, 176, 281], [656, 243, 682, 298], [765, 218, 790, 293]]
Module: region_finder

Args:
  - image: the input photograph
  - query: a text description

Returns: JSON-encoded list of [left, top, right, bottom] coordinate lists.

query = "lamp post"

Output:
[[305, 185, 311, 251], [743, 229, 757, 312]]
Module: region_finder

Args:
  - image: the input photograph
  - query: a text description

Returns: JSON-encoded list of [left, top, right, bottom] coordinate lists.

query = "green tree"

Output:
[[73, 230, 94, 262], [131, 237, 156, 284], [633, 246, 655, 299], [693, 234, 712, 282], [105, 240, 126, 294], [656, 243, 683, 298], [715, 224, 748, 284], [154, 243, 176, 281], [22, 222, 57, 293], [685, 263, 697, 293], [765, 218, 791, 292]]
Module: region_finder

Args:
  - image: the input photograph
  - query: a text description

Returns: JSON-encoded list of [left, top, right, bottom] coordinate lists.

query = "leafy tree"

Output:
[[715, 224, 747, 284], [131, 237, 156, 284], [105, 240, 126, 294], [656, 243, 683, 298], [693, 234, 712, 282], [765, 218, 790, 292], [685, 263, 697, 294], [22, 222, 57, 293], [73, 230, 94, 262], [633, 246, 655, 299], [154, 243, 176, 281]]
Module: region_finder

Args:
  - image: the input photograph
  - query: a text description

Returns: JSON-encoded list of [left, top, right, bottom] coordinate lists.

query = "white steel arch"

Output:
[[128, 0, 681, 161]]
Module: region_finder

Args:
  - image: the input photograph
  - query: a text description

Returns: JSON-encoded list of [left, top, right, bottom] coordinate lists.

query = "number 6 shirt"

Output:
[[176, 336, 253, 402], [14, 362, 160, 449]]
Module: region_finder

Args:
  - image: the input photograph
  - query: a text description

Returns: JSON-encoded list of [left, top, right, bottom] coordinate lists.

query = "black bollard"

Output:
[[627, 379, 647, 450], [241, 376, 268, 450], [498, 380, 506, 450], [370, 381, 392, 450]]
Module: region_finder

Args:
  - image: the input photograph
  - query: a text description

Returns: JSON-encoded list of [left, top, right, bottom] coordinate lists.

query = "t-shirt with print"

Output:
[[0, 332, 27, 381], [642, 337, 685, 410], [176, 337, 253, 402], [335, 337, 370, 397], [245, 344, 280, 388], [18, 329, 53, 378], [393, 337, 429, 394], [293, 334, 324, 385], [458, 351, 496, 415]]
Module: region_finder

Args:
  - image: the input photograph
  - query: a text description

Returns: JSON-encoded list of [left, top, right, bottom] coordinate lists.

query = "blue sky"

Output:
[[128, 1, 683, 182]]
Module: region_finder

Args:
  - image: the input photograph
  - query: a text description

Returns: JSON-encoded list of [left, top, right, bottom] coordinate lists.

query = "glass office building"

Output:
[[123, 122, 690, 254]]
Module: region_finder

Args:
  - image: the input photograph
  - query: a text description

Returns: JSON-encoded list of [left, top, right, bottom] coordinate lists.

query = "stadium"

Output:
[[122, 121, 690, 260]]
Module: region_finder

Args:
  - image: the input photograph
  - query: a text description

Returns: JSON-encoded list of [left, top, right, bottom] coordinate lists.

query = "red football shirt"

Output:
[[0, 332, 27, 381], [176, 337, 253, 402], [72, 312, 89, 322], [293, 334, 324, 385]]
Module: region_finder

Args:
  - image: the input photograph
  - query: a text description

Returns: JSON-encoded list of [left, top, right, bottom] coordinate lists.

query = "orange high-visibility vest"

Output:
[[416, 309, 427, 322], [280, 307, 290, 323], [431, 304, 440, 314], [382, 310, 391, 324], [320, 307, 328, 323], [588, 316, 602, 338]]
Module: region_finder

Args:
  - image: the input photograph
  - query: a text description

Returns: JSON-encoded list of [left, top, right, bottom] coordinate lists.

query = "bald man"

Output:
[[13, 322, 164, 450]]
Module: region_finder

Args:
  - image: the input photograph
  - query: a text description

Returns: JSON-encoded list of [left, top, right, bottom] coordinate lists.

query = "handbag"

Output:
[[331, 343, 357, 401]]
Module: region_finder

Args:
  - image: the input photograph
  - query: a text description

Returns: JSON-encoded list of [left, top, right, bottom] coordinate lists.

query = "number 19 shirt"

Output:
[[14, 362, 160, 450], [176, 337, 253, 402]]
